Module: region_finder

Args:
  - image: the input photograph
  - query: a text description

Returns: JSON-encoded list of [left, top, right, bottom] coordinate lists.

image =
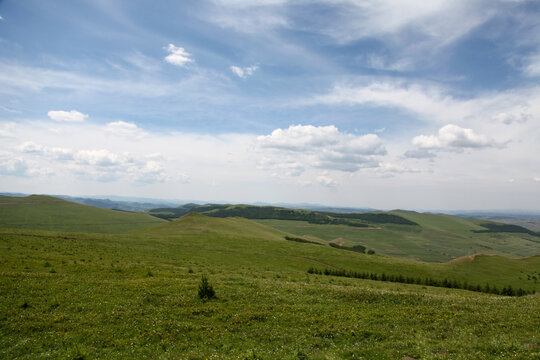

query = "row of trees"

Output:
[[307, 267, 534, 297]]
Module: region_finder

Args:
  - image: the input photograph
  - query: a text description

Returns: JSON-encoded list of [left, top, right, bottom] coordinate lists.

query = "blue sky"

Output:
[[0, 0, 539, 210]]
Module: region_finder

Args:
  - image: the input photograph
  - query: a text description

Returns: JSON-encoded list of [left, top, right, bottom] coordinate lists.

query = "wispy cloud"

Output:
[[311, 80, 540, 127], [124, 51, 161, 72], [230, 65, 258, 78], [522, 53, 540, 77]]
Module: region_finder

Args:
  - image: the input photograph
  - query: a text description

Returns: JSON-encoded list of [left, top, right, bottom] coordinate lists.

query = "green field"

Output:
[[256, 211, 540, 262], [1, 211, 540, 359], [0, 195, 166, 233]]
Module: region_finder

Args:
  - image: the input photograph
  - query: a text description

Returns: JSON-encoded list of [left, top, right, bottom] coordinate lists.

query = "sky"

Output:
[[0, 0, 539, 210]]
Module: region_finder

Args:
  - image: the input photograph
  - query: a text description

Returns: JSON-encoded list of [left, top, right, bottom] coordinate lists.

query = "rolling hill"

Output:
[[0, 195, 166, 233], [147, 203, 540, 262], [1, 212, 539, 358]]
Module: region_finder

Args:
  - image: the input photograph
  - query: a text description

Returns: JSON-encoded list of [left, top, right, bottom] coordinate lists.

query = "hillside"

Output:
[[0, 195, 166, 233], [1, 213, 539, 358], [253, 211, 539, 262]]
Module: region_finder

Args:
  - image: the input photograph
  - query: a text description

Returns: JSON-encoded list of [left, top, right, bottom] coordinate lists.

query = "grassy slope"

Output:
[[0, 195, 166, 233], [256, 210, 540, 262], [2, 214, 539, 358]]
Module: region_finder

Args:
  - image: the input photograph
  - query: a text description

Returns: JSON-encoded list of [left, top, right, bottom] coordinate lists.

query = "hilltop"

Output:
[[0, 195, 166, 233]]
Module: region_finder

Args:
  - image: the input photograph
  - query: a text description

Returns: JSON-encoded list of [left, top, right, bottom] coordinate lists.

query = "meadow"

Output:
[[1, 210, 539, 359], [1, 196, 539, 358]]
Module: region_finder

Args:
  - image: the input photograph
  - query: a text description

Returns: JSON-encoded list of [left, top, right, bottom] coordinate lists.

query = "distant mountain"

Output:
[[55, 195, 178, 212], [1, 192, 181, 211], [449, 210, 540, 219]]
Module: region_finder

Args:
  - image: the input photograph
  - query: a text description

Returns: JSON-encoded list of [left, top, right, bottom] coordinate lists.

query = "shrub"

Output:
[[198, 275, 215, 300]]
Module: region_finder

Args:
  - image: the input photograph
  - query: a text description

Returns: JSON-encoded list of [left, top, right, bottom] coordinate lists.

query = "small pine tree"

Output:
[[198, 275, 215, 300]]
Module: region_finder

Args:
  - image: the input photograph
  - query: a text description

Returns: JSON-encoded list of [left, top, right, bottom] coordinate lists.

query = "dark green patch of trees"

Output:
[[473, 223, 539, 237], [329, 243, 372, 254], [307, 267, 533, 297], [284, 235, 323, 245], [319, 211, 419, 225], [148, 203, 419, 227]]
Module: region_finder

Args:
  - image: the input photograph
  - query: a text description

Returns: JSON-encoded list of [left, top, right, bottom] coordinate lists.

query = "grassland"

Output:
[[256, 210, 540, 262], [1, 213, 539, 359], [147, 202, 540, 262], [0, 195, 166, 233]]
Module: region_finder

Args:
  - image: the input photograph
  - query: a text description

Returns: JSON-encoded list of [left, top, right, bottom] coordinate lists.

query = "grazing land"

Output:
[[1, 198, 539, 358]]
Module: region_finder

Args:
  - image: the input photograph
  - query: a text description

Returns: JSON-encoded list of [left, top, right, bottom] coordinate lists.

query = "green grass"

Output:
[[256, 211, 540, 262], [0, 195, 166, 233], [1, 214, 539, 358]]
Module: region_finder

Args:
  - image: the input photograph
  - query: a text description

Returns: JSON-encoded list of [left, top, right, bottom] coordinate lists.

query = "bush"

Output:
[[198, 275, 215, 300]]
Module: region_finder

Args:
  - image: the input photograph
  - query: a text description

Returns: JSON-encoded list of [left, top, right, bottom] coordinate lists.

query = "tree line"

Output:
[[307, 267, 534, 297]]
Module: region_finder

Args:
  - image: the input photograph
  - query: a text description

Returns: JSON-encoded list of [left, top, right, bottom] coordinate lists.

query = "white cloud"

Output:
[[534, 177, 540, 182], [0, 15, 3, 20], [129, 160, 169, 183], [19, 141, 45, 153], [372, 162, 422, 177], [47, 110, 88, 122], [0, 157, 30, 177], [104, 121, 147, 139], [12, 138, 178, 184], [164, 44, 194, 67], [48, 147, 74, 160], [316, 175, 336, 187], [18, 142, 75, 160], [523, 53, 540, 77], [507, 178, 515, 183], [0, 152, 51, 178], [74, 149, 120, 167], [412, 124, 497, 150], [230, 65, 259, 78], [257, 124, 386, 174]]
